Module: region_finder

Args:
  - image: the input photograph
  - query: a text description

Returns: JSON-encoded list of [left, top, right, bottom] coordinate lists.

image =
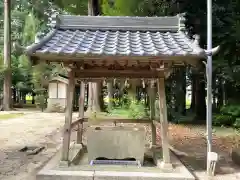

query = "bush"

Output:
[[234, 118, 240, 128], [213, 114, 236, 126], [220, 105, 240, 117], [35, 94, 47, 112], [128, 101, 147, 119], [121, 94, 131, 108]]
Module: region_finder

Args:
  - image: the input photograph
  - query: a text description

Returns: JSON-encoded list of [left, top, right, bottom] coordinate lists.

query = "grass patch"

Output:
[[107, 108, 129, 118], [0, 113, 24, 120]]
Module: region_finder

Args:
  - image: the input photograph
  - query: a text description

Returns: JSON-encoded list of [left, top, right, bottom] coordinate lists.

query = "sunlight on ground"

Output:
[[107, 108, 130, 118], [0, 113, 24, 120]]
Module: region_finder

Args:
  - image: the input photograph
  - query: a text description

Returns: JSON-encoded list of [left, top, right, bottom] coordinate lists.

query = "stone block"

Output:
[[87, 125, 146, 164], [37, 170, 94, 180], [93, 171, 189, 180]]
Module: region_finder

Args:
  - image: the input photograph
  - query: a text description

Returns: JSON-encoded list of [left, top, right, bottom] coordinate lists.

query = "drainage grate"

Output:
[[90, 160, 141, 167]]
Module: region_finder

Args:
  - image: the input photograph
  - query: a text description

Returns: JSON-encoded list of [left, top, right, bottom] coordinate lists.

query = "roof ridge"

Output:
[[49, 14, 186, 32]]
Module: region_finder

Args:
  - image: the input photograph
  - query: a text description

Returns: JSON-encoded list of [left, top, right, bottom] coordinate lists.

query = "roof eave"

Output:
[[25, 29, 57, 55], [204, 46, 220, 56]]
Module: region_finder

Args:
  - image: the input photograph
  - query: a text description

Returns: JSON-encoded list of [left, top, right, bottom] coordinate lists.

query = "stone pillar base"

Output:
[[59, 160, 69, 167], [159, 161, 173, 170]]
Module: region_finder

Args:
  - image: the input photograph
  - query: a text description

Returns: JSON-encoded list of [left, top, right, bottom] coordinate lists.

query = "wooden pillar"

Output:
[[77, 81, 85, 144], [148, 80, 156, 146], [61, 69, 75, 165], [157, 78, 171, 166]]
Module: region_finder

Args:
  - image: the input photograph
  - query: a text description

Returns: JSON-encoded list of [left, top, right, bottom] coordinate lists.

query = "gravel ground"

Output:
[[0, 111, 239, 180], [0, 112, 78, 180]]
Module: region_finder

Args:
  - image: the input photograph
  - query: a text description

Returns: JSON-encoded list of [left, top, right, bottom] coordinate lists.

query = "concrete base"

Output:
[[46, 98, 66, 112], [36, 144, 195, 180]]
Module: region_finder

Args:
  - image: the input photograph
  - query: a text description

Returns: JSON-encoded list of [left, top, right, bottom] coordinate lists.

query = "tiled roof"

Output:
[[33, 29, 204, 56], [26, 15, 210, 58]]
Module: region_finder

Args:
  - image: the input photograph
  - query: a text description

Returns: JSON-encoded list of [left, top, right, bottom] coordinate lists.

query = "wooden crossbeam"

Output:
[[75, 69, 165, 78]]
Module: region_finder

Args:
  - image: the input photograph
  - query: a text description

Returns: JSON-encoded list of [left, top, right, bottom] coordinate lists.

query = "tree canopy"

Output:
[[0, 0, 240, 124]]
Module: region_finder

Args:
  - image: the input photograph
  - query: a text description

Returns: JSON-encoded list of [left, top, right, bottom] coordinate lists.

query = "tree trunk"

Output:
[[3, 0, 11, 111], [86, 0, 103, 113], [87, 82, 93, 112], [212, 74, 216, 110], [32, 93, 35, 104], [195, 73, 206, 121], [217, 76, 223, 108], [92, 82, 101, 112], [129, 80, 137, 102], [222, 80, 226, 106], [99, 82, 104, 111], [190, 72, 196, 111], [23, 94, 26, 104], [181, 68, 186, 115], [13, 88, 16, 104], [79, 81, 85, 116], [107, 80, 114, 111]]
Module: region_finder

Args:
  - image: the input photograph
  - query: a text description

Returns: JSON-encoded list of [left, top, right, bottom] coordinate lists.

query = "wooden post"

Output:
[[157, 78, 171, 167], [148, 80, 156, 146], [77, 81, 85, 144], [61, 69, 75, 165]]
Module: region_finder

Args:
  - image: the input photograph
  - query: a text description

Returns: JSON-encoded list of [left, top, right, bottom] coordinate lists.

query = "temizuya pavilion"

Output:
[[26, 14, 218, 180]]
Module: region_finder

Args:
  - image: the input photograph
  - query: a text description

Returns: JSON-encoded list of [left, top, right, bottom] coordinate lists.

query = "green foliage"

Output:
[[220, 105, 240, 117], [120, 94, 131, 108], [234, 118, 240, 128], [213, 114, 236, 126], [51, 0, 88, 15], [107, 108, 129, 118], [35, 93, 47, 112], [22, 13, 40, 45], [128, 100, 147, 119], [213, 104, 240, 127]]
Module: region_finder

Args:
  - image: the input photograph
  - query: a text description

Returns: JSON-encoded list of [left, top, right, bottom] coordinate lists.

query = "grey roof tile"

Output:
[[33, 29, 203, 57], [26, 15, 207, 57]]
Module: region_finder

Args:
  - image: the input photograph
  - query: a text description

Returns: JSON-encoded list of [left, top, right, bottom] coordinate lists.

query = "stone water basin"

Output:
[[87, 125, 146, 165]]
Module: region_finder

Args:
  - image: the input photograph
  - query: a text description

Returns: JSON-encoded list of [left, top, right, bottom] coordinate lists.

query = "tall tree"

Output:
[[86, 0, 103, 113], [3, 0, 11, 110]]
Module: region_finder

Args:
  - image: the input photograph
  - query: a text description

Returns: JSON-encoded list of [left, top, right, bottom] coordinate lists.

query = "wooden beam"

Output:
[[71, 118, 87, 129], [34, 53, 201, 64], [77, 81, 85, 144], [61, 69, 75, 164], [75, 69, 164, 78], [157, 77, 171, 167], [148, 80, 157, 146], [88, 118, 151, 125]]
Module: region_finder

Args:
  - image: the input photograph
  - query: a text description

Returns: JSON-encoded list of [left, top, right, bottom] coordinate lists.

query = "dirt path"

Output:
[[166, 124, 240, 180], [0, 112, 78, 180]]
